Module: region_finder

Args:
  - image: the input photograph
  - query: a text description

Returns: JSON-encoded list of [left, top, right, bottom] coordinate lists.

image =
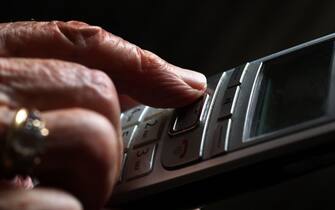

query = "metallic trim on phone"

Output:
[[200, 73, 227, 158], [223, 86, 240, 150], [230, 86, 240, 118], [224, 119, 232, 151], [239, 62, 249, 84], [242, 62, 263, 142]]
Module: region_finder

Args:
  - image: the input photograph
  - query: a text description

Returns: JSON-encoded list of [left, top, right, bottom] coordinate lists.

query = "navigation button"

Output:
[[170, 97, 205, 135], [126, 144, 156, 180]]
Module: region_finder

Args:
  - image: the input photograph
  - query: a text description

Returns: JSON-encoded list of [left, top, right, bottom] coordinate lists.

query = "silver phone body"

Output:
[[110, 33, 335, 208]]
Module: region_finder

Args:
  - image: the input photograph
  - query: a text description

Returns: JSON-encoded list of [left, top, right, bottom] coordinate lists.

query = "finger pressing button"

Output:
[[169, 96, 206, 135]]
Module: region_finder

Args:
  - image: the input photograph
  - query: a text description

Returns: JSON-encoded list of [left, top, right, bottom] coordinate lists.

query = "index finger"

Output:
[[0, 21, 207, 107]]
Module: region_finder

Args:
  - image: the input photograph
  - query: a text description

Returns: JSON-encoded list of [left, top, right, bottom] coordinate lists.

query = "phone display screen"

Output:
[[250, 43, 333, 137]]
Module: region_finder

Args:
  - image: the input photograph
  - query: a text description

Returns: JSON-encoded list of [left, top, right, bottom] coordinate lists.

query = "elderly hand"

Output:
[[0, 21, 206, 210]]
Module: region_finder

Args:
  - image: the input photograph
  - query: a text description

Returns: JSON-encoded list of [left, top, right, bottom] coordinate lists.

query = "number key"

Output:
[[132, 117, 165, 148], [121, 105, 146, 128], [125, 144, 156, 180]]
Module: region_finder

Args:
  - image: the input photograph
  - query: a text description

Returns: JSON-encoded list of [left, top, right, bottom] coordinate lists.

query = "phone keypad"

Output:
[[125, 143, 156, 180], [120, 67, 245, 179], [120, 106, 169, 181]]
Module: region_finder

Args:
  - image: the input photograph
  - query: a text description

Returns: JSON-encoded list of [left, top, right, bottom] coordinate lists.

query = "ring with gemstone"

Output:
[[1, 108, 49, 177]]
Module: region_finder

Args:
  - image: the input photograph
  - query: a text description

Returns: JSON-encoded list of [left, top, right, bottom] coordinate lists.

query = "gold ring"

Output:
[[1, 108, 49, 177]]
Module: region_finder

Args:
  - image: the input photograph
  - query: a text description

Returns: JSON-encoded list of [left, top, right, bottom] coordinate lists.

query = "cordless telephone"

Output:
[[110, 33, 335, 209]]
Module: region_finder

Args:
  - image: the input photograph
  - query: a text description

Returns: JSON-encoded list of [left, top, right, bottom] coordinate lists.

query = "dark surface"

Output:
[[2, 1, 335, 76], [202, 165, 335, 210], [2, 1, 335, 209]]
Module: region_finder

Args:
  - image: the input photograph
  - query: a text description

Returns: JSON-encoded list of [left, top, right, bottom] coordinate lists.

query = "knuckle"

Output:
[[57, 108, 122, 169], [64, 20, 90, 27], [88, 69, 119, 108], [43, 108, 122, 208], [138, 49, 167, 75], [89, 69, 114, 92], [73, 108, 117, 143], [69, 108, 122, 177], [52, 20, 107, 47]]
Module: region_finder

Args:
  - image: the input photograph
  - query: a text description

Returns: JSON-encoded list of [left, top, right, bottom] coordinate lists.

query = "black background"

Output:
[[3, 1, 335, 209], [2, 0, 335, 76]]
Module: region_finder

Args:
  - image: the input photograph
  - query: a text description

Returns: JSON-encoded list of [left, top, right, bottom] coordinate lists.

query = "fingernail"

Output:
[[173, 67, 207, 92]]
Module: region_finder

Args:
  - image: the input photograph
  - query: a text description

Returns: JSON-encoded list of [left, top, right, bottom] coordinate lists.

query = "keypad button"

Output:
[[161, 135, 202, 169], [122, 126, 137, 151], [170, 97, 205, 134], [133, 118, 165, 148], [228, 65, 244, 88], [210, 120, 229, 157], [121, 105, 146, 128], [141, 107, 166, 120], [126, 144, 156, 180]]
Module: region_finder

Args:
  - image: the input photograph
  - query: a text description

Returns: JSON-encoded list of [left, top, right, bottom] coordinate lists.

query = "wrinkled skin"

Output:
[[0, 21, 206, 210]]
